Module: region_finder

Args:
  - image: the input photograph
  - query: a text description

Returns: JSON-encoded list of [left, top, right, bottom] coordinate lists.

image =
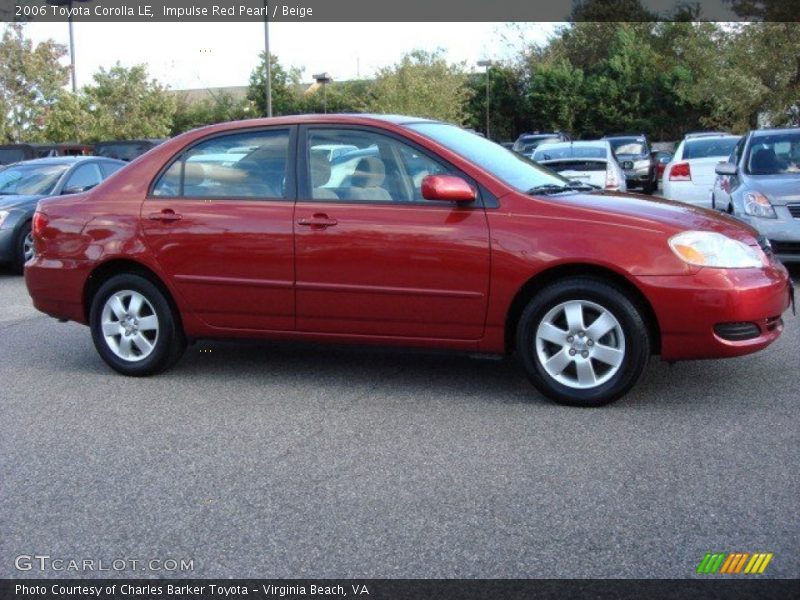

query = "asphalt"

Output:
[[0, 266, 798, 579]]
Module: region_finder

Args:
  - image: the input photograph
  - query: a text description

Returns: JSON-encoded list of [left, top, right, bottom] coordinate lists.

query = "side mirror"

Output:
[[715, 162, 737, 176], [421, 175, 476, 202]]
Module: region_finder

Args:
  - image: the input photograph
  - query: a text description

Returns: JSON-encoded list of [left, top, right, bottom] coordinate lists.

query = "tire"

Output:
[[89, 273, 186, 376], [11, 221, 33, 274], [516, 277, 651, 407]]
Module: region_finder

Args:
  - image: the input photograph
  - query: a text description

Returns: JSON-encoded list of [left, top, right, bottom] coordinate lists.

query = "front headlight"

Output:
[[669, 231, 763, 269], [0, 210, 9, 228], [743, 192, 776, 218]]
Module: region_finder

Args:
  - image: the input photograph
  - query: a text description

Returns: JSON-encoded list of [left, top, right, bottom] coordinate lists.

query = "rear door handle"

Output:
[[297, 214, 338, 228], [147, 209, 182, 222]]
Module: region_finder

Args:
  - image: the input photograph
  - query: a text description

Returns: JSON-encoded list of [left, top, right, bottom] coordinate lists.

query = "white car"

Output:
[[662, 135, 740, 208], [531, 141, 627, 192]]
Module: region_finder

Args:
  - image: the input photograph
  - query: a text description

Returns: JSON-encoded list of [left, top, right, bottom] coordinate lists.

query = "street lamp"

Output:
[[263, 6, 272, 117], [313, 72, 332, 114], [477, 59, 493, 139], [47, 0, 91, 93]]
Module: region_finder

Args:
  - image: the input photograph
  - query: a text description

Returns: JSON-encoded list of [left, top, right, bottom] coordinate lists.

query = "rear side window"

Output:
[[152, 129, 290, 199]]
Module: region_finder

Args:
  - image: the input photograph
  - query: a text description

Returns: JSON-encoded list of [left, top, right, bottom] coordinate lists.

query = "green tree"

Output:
[[247, 53, 304, 116], [80, 64, 176, 141], [171, 92, 254, 135], [524, 59, 586, 135], [367, 49, 473, 124], [300, 79, 373, 114], [0, 23, 69, 143], [465, 63, 526, 141]]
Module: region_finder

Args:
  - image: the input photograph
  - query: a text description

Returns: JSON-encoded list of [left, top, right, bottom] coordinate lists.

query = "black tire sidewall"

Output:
[[89, 274, 180, 376], [517, 278, 650, 407], [12, 221, 32, 274]]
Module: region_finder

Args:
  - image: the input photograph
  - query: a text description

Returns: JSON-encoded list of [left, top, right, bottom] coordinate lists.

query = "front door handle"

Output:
[[297, 214, 338, 229], [147, 209, 183, 222]]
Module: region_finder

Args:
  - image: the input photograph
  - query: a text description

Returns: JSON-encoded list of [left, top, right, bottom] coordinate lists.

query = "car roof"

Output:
[[7, 156, 124, 167], [751, 127, 800, 137]]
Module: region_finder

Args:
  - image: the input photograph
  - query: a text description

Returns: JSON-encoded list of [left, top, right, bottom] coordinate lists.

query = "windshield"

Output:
[[408, 123, 567, 192], [608, 138, 647, 155], [533, 145, 606, 161], [683, 137, 739, 160], [745, 132, 800, 175], [0, 163, 69, 196]]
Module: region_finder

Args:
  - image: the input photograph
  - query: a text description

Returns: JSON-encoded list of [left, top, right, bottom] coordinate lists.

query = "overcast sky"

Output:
[[23, 22, 558, 90]]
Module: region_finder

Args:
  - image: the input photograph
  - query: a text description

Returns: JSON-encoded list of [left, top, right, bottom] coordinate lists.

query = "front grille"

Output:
[[788, 204, 800, 219], [714, 322, 760, 341], [769, 240, 800, 255]]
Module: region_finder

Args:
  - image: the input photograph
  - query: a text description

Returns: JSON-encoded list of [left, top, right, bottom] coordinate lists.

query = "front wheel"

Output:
[[90, 273, 186, 376], [12, 221, 33, 274], [516, 278, 651, 407]]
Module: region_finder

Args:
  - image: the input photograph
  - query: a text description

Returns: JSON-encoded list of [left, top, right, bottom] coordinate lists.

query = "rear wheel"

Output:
[[516, 277, 651, 407], [90, 273, 185, 376]]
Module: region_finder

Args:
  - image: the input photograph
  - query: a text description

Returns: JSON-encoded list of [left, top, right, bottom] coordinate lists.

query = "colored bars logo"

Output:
[[696, 552, 773, 574]]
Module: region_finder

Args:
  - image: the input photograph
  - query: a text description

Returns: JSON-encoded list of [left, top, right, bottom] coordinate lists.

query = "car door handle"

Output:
[[297, 214, 338, 228], [147, 209, 182, 222]]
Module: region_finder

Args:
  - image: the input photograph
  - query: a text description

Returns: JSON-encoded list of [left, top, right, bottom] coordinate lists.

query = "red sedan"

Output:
[[25, 115, 792, 406]]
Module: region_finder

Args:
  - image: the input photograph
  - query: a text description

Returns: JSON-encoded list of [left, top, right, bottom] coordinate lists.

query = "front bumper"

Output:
[[0, 226, 16, 263], [637, 261, 792, 361], [735, 206, 800, 263]]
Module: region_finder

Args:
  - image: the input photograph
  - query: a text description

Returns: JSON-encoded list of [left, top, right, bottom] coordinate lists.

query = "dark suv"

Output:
[[603, 134, 658, 194], [512, 131, 571, 155]]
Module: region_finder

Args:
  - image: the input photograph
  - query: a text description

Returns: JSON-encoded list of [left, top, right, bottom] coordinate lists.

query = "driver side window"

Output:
[[64, 163, 102, 193], [305, 128, 450, 203]]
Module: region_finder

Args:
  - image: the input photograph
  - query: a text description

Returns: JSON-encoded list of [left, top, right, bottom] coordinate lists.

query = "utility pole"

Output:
[[477, 60, 493, 139], [263, 7, 272, 117]]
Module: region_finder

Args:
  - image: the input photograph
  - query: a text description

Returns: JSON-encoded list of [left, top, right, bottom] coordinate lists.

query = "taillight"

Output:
[[669, 162, 691, 181], [32, 211, 49, 237]]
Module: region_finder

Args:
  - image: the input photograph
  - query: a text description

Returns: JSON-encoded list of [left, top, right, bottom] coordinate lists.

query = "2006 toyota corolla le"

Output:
[[25, 115, 793, 406]]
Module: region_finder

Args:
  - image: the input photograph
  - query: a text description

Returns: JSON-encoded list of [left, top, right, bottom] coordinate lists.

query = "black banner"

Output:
[[2, 579, 800, 600], [2, 0, 799, 23]]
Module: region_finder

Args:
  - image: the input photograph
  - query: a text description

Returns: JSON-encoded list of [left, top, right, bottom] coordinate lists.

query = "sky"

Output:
[[22, 22, 559, 91]]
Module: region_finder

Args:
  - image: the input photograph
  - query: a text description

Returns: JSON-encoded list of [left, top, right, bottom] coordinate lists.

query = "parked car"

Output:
[[32, 143, 93, 158], [0, 156, 126, 272], [25, 115, 791, 407], [712, 127, 800, 264], [93, 139, 165, 162], [662, 134, 740, 208], [685, 131, 732, 139], [512, 131, 570, 155], [531, 141, 627, 191], [0, 144, 38, 166], [603, 134, 658, 194]]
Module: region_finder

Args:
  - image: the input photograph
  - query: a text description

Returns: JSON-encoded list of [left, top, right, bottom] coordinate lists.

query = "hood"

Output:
[[0, 194, 45, 212], [555, 191, 759, 244], [746, 175, 800, 205]]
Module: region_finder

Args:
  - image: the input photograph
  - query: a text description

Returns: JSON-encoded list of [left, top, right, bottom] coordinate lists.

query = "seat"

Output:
[[310, 153, 338, 200], [749, 148, 782, 175], [346, 156, 393, 202]]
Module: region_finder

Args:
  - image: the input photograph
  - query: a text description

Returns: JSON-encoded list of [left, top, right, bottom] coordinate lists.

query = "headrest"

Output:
[[351, 156, 386, 188], [183, 162, 206, 187]]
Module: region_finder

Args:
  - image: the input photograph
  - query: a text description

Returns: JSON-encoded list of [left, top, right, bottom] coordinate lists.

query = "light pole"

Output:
[[263, 6, 272, 117], [48, 0, 90, 93], [477, 59, 492, 139], [313, 72, 332, 114]]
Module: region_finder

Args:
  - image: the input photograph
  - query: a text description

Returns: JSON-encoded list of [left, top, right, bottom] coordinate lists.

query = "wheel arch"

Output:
[[504, 263, 661, 355], [83, 259, 184, 334]]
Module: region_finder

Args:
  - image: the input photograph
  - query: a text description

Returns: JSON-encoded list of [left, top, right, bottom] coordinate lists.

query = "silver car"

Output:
[[531, 141, 627, 192], [713, 128, 800, 264]]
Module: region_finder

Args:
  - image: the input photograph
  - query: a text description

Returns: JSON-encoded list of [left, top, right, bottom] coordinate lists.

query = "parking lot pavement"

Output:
[[1, 267, 798, 579]]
